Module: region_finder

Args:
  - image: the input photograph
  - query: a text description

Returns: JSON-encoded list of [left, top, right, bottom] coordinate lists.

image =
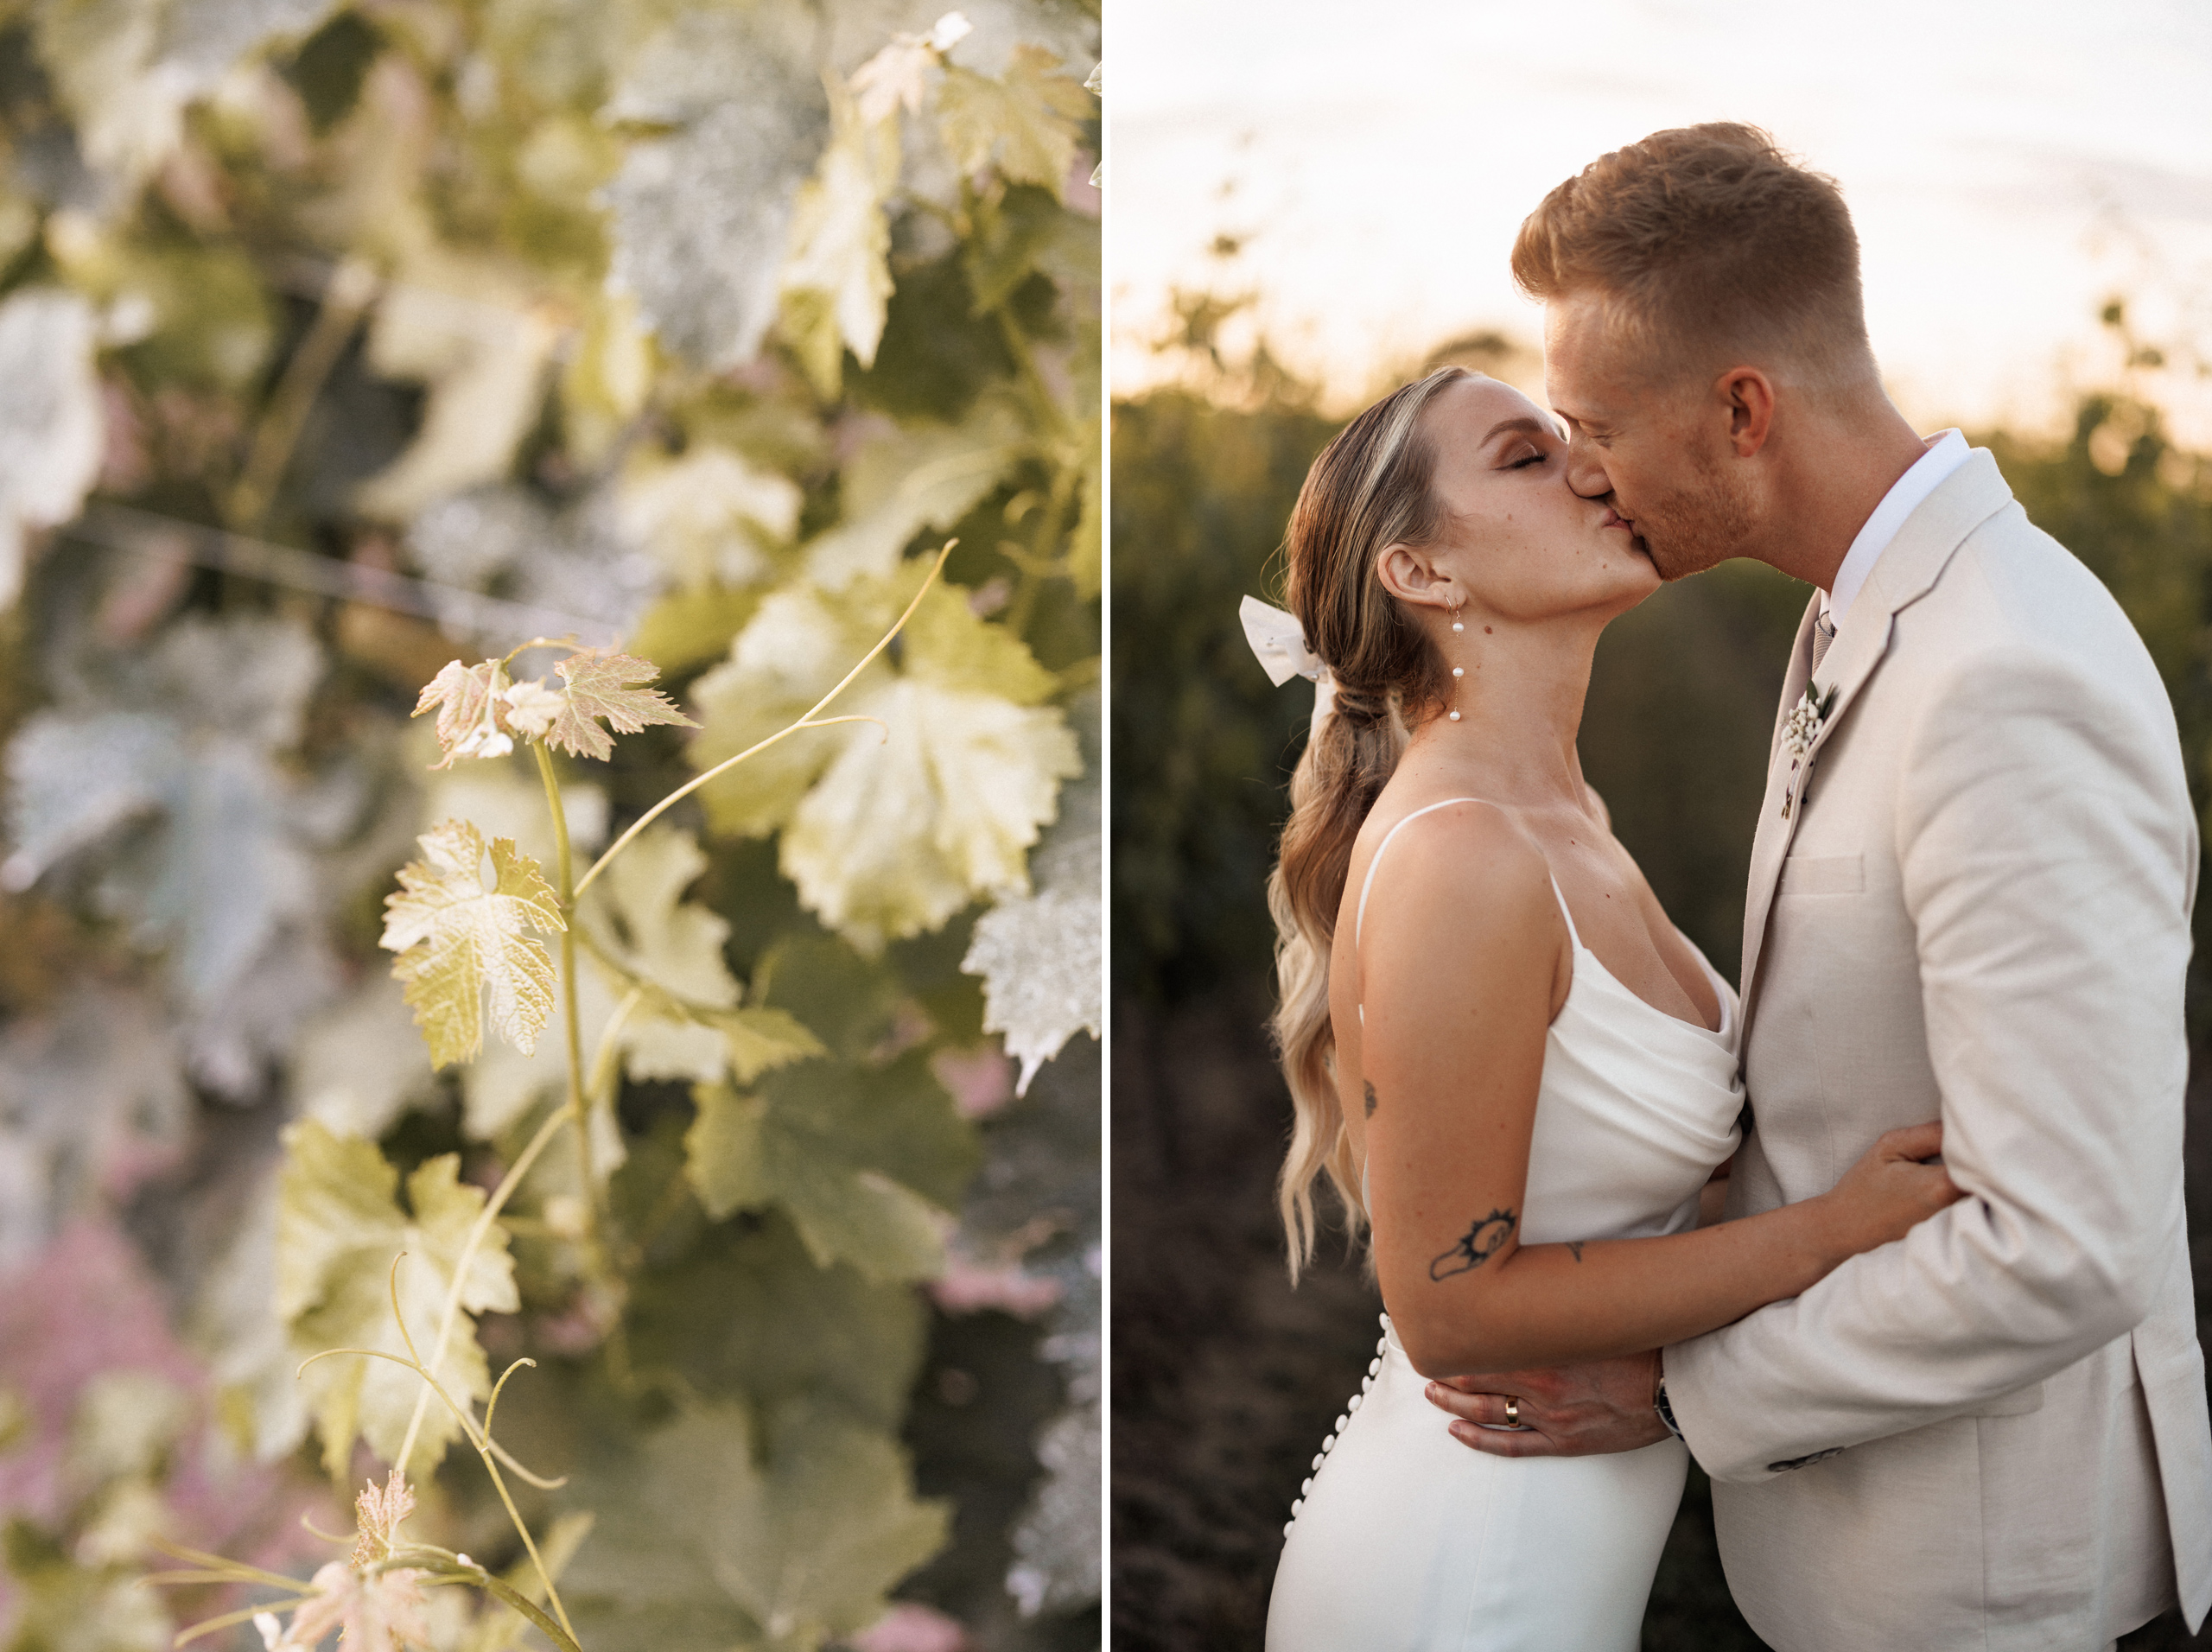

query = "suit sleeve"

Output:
[[1664, 644, 2196, 1484]]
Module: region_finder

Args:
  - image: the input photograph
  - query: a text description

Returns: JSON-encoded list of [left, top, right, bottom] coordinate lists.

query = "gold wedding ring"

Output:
[[1505, 1396, 1520, 1428]]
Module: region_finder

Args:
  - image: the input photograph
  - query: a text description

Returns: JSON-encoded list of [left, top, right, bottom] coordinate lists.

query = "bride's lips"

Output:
[[1601, 509, 1651, 556]]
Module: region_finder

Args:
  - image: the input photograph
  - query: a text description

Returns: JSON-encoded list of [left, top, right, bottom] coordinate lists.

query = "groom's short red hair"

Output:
[[1512, 123, 1872, 387]]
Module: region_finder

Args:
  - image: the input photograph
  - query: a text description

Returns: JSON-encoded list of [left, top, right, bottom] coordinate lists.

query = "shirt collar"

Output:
[[1821, 429, 1971, 629]]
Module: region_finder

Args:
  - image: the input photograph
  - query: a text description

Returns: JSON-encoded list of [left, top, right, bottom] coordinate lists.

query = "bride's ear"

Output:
[[1376, 543, 1455, 612]]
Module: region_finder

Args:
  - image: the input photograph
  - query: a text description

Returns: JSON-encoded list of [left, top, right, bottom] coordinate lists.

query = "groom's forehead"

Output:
[[1541, 294, 1643, 417]]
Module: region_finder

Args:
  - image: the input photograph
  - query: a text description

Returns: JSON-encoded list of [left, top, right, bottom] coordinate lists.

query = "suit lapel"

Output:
[[1735, 448, 2019, 1039], [1738, 597, 1819, 1025]]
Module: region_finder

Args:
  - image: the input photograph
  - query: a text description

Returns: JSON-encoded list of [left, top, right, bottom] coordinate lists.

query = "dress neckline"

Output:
[[1352, 797, 1729, 1039]]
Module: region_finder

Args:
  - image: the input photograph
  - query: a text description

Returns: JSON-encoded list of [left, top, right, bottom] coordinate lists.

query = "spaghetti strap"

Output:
[[1353, 798, 1486, 948], [1547, 874, 1583, 951]]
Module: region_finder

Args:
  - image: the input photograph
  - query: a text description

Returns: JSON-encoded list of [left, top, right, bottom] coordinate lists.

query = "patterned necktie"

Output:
[[1809, 609, 1838, 675]]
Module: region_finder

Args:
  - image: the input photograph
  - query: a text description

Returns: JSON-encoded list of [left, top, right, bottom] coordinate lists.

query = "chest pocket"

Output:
[[1779, 853, 1864, 897]]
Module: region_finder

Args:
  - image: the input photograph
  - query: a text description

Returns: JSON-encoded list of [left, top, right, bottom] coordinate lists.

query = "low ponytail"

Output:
[[1268, 366, 1470, 1280]]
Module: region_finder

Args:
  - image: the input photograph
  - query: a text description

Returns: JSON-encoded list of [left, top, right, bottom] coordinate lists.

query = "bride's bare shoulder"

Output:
[[1352, 796, 1559, 949]]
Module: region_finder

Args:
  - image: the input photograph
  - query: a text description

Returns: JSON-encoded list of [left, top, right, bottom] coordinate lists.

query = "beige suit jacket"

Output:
[[1663, 449, 2212, 1651]]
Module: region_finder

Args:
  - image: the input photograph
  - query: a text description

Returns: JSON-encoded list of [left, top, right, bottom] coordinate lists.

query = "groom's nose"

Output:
[[1563, 435, 1613, 504]]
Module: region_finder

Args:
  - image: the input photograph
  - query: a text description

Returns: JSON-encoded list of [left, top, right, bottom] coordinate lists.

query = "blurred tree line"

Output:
[[1109, 300, 2212, 1649]]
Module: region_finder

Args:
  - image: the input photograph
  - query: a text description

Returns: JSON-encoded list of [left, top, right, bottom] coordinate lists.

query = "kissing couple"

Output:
[[1246, 124, 2212, 1650]]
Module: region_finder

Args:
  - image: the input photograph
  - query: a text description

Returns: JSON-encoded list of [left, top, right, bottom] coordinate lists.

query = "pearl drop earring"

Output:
[[1448, 600, 1465, 721]]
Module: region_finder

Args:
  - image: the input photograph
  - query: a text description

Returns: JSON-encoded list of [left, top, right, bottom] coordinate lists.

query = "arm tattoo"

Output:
[[1429, 1209, 1517, 1280], [1363, 1080, 1377, 1119], [1565, 1240, 1584, 1262]]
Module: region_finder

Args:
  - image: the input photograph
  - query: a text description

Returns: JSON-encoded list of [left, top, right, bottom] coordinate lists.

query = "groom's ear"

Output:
[[1715, 366, 1777, 458]]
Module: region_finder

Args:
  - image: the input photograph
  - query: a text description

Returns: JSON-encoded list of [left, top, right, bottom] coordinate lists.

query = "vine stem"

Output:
[[321, 1268, 582, 1644], [391, 1100, 572, 1479], [226, 257, 380, 533], [570, 538, 957, 902]]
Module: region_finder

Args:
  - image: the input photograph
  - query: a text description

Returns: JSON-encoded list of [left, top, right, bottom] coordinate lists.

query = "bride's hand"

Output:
[[1815, 1121, 1964, 1260]]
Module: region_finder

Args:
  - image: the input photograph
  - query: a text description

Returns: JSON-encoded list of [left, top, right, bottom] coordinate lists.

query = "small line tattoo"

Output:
[[1363, 1081, 1377, 1119], [1565, 1241, 1585, 1262], [1429, 1209, 1517, 1280]]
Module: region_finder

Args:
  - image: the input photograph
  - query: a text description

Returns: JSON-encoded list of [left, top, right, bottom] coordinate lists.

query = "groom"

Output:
[[1424, 124, 2212, 1649]]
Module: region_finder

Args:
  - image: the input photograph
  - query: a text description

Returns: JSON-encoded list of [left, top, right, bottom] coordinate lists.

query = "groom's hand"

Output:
[[1424, 1350, 1668, 1457]]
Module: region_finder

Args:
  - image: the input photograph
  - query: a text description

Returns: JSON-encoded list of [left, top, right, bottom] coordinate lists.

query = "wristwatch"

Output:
[[1654, 1378, 1683, 1440]]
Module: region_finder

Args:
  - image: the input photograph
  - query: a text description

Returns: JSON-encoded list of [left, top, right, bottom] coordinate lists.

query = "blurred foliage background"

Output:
[[0, 1, 1099, 1649], [1109, 302, 2212, 1649]]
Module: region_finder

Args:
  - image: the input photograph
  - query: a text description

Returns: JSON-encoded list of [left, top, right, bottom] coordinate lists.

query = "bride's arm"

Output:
[[1363, 806, 1957, 1380]]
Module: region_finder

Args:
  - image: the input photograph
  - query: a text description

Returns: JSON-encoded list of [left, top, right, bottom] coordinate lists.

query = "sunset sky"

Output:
[[1111, 0, 2212, 445]]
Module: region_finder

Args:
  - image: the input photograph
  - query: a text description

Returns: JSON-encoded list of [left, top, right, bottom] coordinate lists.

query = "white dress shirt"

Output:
[[1820, 429, 1971, 632]]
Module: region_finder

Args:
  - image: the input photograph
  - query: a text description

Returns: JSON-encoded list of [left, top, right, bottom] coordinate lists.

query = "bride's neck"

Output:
[[1400, 617, 1599, 808]]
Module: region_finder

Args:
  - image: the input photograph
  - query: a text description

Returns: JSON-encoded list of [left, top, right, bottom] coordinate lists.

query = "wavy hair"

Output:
[[1269, 365, 1468, 1280]]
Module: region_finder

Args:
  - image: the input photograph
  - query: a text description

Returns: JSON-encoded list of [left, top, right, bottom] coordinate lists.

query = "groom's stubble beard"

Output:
[[1627, 441, 1758, 582]]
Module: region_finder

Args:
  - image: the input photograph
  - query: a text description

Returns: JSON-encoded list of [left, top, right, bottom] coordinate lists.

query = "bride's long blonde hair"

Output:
[[1270, 365, 1469, 1280]]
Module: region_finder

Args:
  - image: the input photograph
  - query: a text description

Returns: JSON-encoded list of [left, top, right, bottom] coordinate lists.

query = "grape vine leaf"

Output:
[[35, 0, 344, 183], [3, 617, 339, 1093], [537, 648, 696, 762], [406, 482, 660, 644], [962, 712, 1099, 1093], [936, 45, 1092, 199], [1006, 1394, 1101, 1617], [353, 248, 560, 521], [801, 398, 1023, 589], [690, 571, 1077, 950], [780, 86, 899, 397], [563, 1398, 948, 1652], [575, 823, 823, 1084], [602, 7, 826, 371], [0, 289, 104, 608], [0, 985, 188, 1268], [616, 442, 801, 593], [690, 583, 890, 838], [624, 1210, 925, 1433], [381, 818, 565, 1068], [781, 677, 1077, 949], [415, 659, 509, 768], [686, 1051, 977, 1284], [276, 1121, 518, 1475], [291, 976, 437, 1141]]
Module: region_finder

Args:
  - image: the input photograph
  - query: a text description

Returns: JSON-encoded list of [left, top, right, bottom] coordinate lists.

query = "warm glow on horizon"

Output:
[[1111, 0, 2212, 447]]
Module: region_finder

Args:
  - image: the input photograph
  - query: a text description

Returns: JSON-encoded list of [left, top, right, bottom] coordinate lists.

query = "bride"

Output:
[[1257, 365, 1961, 1649]]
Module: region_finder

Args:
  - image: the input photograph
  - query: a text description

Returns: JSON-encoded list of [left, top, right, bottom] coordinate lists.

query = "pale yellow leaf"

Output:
[[380, 819, 565, 1068], [936, 46, 1092, 198]]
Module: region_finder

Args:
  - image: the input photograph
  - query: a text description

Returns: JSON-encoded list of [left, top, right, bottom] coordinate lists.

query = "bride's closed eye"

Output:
[[1506, 447, 1547, 470]]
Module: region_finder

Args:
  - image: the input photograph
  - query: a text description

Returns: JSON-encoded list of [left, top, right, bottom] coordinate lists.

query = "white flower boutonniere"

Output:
[[1780, 681, 1840, 819]]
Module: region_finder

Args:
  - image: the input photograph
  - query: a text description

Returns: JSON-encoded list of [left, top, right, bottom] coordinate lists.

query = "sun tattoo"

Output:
[[1363, 1080, 1377, 1119], [1429, 1208, 1517, 1280], [1565, 1240, 1585, 1262]]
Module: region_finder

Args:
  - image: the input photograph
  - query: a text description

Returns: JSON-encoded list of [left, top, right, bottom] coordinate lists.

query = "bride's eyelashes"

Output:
[[1429, 1207, 1519, 1280], [1505, 448, 1547, 470]]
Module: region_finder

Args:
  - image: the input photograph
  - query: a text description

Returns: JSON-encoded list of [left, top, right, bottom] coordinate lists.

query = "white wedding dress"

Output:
[[1266, 799, 1745, 1651]]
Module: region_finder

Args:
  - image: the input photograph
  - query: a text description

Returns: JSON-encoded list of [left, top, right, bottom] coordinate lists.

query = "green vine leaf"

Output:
[[276, 1121, 518, 1476], [564, 1399, 948, 1651], [381, 818, 565, 1069], [685, 1052, 976, 1284]]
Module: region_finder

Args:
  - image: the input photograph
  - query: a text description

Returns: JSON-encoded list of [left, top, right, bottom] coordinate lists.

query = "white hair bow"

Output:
[[1239, 595, 1336, 740]]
